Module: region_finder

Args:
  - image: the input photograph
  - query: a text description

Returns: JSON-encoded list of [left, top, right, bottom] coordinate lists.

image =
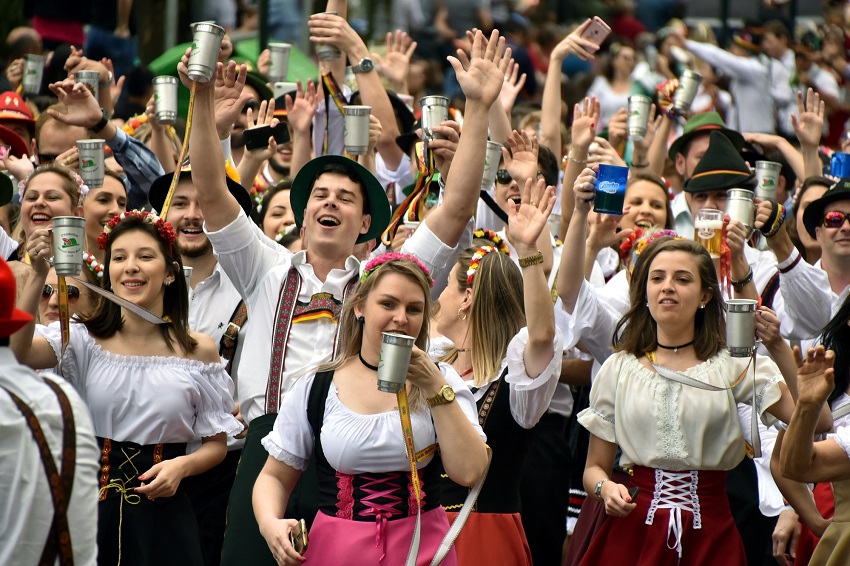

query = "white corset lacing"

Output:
[[645, 469, 702, 560]]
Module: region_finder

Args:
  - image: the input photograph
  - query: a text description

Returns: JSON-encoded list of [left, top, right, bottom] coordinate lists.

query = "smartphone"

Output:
[[628, 486, 640, 502], [290, 518, 308, 554], [0, 145, 10, 160], [581, 16, 612, 47], [272, 122, 291, 145]]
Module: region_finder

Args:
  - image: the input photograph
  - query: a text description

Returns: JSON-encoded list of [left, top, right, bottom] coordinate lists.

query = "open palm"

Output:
[[792, 88, 825, 148], [449, 30, 511, 107], [507, 178, 556, 248], [794, 346, 835, 407]]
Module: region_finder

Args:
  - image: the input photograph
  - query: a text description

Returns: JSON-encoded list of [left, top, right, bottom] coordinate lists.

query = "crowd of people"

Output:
[[5, 0, 850, 565]]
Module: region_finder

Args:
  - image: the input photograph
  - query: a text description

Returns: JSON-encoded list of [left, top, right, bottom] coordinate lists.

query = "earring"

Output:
[[357, 315, 365, 325], [699, 303, 705, 309], [164, 279, 173, 287], [457, 308, 467, 321], [645, 302, 649, 307]]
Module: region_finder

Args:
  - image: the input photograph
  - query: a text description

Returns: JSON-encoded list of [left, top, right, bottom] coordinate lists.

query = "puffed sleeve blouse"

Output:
[[262, 362, 486, 473], [40, 322, 243, 445], [578, 350, 785, 471]]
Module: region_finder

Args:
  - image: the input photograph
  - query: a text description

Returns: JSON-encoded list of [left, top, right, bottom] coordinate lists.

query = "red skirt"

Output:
[[303, 507, 457, 566], [446, 511, 532, 566], [579, 466, 747, 566], [795, 482, 835, 566]]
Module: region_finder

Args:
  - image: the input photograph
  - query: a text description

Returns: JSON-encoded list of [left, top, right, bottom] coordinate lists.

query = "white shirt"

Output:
[[312, 84, 353, 157], [0, 348, 99, 566], [672, 190, 693, 238], [773, 250, 848, 340], [375, 152, 415, 208], [586, 75, 631, 131], [262, 363, 485, 473], [0, 228, 17, 259], [40, 323, 242, 444], [206, 212, 455, 423], [188, 263, 243, 348], [578, 350, 784, 471]]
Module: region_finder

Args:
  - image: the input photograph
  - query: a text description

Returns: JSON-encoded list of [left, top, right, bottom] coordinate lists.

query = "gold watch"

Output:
[[426, 385, 456, 408]]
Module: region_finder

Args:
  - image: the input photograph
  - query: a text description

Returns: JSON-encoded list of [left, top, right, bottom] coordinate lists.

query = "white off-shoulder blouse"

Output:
[[40, 322, 243, 445], [578, 350, 785, 471], [262, 363, 485, 473]]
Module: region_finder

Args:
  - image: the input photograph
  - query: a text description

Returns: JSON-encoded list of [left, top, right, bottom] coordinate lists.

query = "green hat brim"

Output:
[[291, 155, 391, 244], [668, 114, 745, 160], [243, 70, 274, 103], [803, 178, 850, 239]]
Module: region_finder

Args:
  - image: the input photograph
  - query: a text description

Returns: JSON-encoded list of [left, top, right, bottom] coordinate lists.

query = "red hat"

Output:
[[0, 125, 30, 158], [0, 91, 35, 127], [0, 257, 33, 336]]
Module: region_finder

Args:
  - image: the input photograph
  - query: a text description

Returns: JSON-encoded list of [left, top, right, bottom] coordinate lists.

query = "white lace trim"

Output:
[[262, 434, 310, 471], [645, 469, 702, 560], [591, 406, 614, 424], [654, 377, 688, 468]]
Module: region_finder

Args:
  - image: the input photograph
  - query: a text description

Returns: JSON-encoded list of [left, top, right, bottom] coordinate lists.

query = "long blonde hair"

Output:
[[442, 248, 525, 386], [317, 257, 434, 408]]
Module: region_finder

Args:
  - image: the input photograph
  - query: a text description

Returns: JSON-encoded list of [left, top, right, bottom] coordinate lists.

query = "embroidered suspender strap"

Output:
[[321, 72, 347, 155], [265, 267, 302, 414], [57, 276, 71, 374], [1, 380, 77, 566], [477, 376, 503, 428], [219, 300, 248, 375]]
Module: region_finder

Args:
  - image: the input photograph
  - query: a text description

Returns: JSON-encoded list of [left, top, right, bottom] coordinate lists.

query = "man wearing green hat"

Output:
[[181, 28, 510, 565], [668, 111, 745, 237]]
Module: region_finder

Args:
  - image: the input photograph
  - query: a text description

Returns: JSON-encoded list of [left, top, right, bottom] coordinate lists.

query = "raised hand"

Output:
[[428, 120, 461, 180], [725, 217, 748, 260], [244, 99, 280, 161], [571, 96, 600, 152], [506, 177, 556, 251], [503, 129, 539, 185], [551, 19, 600, 62], [366, 113, 382, 155], [25, 228, 52, 276], [587, 207, 633, 253], [588, 137, 627, 168], [372, 30, 417, 92], [791, 88, 825, 148], [46, 80, 101, 127], [5, 58, 23, 90], [211, 61, 253, 138], [632, 103, 662, 155], [499, 59, 527, 114], [573, 166, 598, 214], [285, 79, 319, 135], [448, 29, 511, 107], [257, 48, 271, 78], [308, 12, 366, 57], [755, 306, 783, 348], [607, 107, 628, 150], [794, 346, 835, 408]]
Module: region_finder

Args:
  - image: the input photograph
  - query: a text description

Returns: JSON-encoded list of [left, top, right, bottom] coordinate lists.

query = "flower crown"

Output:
[[83, 251, 105, 279], [619, 227, 645, 261], [360, 252, 434, 287], [18, 167, 88, 202], [98, 210, 177, 253], [473, 229, 511, 256], [466, 245, 498, 285], [631, 230, 683, 270]]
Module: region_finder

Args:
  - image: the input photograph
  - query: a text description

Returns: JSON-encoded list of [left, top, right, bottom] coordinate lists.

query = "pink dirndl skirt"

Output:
[[579, 466, 747, 566], [303, 507, 458, 566]]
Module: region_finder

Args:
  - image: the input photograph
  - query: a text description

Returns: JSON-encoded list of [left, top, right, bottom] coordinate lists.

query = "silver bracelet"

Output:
[[568, 152, 588, 165]]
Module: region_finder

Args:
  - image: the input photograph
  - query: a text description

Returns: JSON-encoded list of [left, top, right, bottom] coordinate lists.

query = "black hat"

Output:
[[290, 155, 390, 244], [149, 161, 253, 217], [243, 70, 274, 103], [803, 177, 850, 238], [0, 173, 12, 207], [350, 89, 416, 138], [683, 131, 755, 193]]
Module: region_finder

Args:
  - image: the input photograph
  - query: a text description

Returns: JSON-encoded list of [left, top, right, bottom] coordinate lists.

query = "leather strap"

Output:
[[219, 300, 248, 375], [2, 379, 77, 566]]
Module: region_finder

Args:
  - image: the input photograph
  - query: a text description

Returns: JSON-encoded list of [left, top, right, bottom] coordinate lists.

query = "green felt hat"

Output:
[[290, 155, 390, 244], [668, 111, 745, 160], [683, 131, 755, 194]]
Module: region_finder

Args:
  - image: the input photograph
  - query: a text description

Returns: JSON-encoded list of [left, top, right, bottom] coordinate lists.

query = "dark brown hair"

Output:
[[626, 172, 674, 229], [614, 237, 725, 359]]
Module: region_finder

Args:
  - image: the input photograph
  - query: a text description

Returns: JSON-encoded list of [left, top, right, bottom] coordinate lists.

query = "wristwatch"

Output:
[[351, 57, 375, 74], [594, 479, 609, 499], [426, 385, 456, 408], [91, 107, 110, 133]]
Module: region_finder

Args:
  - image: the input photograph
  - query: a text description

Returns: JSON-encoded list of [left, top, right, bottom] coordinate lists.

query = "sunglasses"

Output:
[[42, 284, 81, 301], [496, 169, 512, 185], [822, 211, 850, 229]]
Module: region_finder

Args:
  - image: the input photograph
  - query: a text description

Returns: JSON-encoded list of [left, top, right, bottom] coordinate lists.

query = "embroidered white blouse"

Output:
[[578, 350, 785, 471], [262, 363, 485, 473], [40, 322, 243, 445]]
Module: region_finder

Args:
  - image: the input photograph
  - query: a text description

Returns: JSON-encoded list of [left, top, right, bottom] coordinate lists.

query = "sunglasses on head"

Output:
[[496, 169, 512, 185], [822, 211, 850, 229], [42, 284, 81, 301]]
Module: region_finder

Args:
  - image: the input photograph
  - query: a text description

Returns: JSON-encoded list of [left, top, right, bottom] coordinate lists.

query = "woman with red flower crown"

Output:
[[11, 210, 243, 566]]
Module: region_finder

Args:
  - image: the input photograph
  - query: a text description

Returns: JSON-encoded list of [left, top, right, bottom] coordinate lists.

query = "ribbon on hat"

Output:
[[381, 142, 434, 246]]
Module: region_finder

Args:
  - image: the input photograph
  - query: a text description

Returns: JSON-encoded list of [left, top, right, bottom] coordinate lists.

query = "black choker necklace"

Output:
[[657, 340, 695, 353], [358, 352, 379, 371]]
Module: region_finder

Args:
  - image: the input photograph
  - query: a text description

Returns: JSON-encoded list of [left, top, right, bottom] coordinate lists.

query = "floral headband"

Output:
[[98, 210, 177, 254], [83, 251, 105, 279], [361, 252, 434, 287], [473, 229, 511, 256], [619, 227, 645, 261], [631, 230, 683, 271], [18, 167, 89, 203], [467, 245, 498, 285]]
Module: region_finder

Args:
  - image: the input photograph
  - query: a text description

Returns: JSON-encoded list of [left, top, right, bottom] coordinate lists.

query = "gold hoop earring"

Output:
[[457, 308, 467, 321]]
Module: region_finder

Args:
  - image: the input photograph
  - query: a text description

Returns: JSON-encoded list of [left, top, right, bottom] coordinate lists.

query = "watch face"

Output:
[[444, 388, 455, 402], [360, 59, 374, 72]]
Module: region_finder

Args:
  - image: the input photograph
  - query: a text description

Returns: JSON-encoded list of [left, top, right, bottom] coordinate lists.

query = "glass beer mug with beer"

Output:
[[694, 209, 723, 258]]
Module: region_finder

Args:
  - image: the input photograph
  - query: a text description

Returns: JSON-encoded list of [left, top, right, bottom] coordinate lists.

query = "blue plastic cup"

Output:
[[594, 164, 629, 215]]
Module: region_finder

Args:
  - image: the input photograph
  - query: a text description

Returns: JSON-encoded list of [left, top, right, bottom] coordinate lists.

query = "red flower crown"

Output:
[[97, 210, 177, 253]]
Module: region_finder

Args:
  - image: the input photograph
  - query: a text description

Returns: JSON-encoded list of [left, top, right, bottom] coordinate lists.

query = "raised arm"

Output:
[[236, 99, 279, 185], [558, 167, 597, 313], [286, 79, 319, 178], [791, 88, 826, 180], [506, 178, 557, 377], [559, 97, 599, 239], [423, 29, 510, 247]]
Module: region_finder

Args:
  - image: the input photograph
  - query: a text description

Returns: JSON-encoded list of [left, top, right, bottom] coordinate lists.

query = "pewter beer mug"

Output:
[[694, 208, 723, 258], [376, 333, 415, 393], [187, 22, 225, 82], [673, 69, 702, 115], [420, 96, 450, 141], [52, 217, 86, 276], [725, 189, 755, 234], [726, 299, 758, 357]]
